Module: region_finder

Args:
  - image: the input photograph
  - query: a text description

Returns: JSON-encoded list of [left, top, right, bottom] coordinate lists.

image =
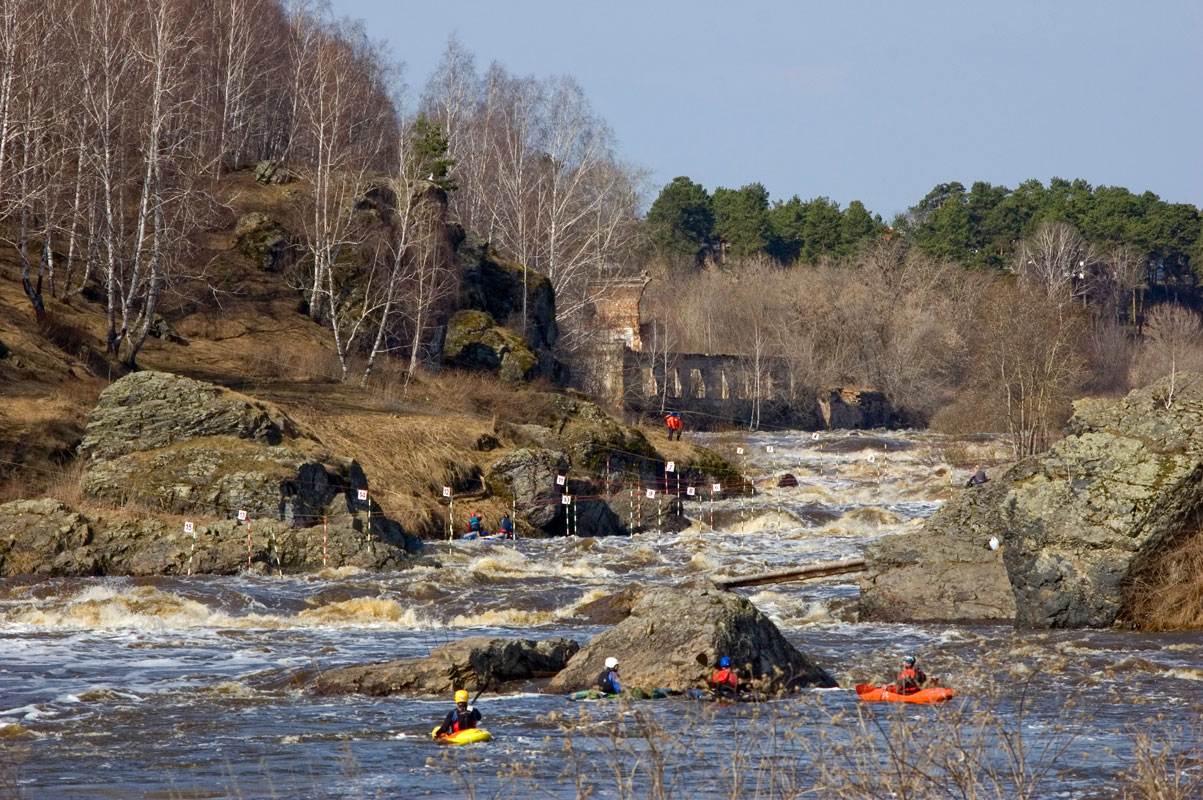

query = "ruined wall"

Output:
[[576, 279, 892, 431]]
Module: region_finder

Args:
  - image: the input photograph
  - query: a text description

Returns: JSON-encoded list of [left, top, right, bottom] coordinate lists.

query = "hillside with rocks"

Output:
[[0, 168, 737, 577]]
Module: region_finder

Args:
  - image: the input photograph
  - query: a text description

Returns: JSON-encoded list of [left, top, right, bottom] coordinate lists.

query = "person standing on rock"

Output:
[[498, 513, 515, 539], [894, 655, 927, 695], [708, 656, 740, 700], [434, 689, 481, 737], [597, 657, 622, 695]]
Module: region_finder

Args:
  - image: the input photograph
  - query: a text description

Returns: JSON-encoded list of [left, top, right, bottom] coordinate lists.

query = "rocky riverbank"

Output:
[[860, 372, 1203, 629]]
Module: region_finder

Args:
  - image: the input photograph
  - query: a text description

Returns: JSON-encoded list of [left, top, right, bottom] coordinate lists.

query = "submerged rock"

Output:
[[312, 636, 579, 697], [861, 373, 1203, 629], [546, 586, 836, 694]]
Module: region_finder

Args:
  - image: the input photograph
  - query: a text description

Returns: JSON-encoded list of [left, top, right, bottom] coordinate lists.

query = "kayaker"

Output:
[[434, 689, 481, 737], [708, 656, 739, 700], [597, 657, 621, 694], [468, 512, 483, 534], [894, 655, 927, 695]]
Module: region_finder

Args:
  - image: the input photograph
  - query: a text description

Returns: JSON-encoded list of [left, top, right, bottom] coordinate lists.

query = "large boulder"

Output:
[[312, 636, 579, 697], [457, 235, 557, 352], [233, 212, 295, 273], [443, 310, 541, 382], [861, 373, 1203, 629], [859, 479, 1016, 623], [486, 447, 570, 529], [0, 498, 424, 576], [78, 371, 422, 564], [546, 586, 836, 694]]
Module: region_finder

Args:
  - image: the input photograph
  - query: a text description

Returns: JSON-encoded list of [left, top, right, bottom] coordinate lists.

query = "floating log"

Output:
[[712, 558, 866, 590]]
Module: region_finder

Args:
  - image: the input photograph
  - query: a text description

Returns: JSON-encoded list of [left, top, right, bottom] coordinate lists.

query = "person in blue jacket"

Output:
[[597, 656, 621, 694], [498, 513, 515, 539]]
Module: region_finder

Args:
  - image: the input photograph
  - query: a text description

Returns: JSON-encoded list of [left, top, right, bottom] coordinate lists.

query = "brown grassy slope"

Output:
[[0, 169, 704, 537]]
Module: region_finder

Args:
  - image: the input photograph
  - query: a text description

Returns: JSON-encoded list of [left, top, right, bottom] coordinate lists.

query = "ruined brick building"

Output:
[[577, 278, 891, 431]]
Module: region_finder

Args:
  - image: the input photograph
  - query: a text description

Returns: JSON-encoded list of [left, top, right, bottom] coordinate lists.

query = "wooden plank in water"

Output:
[[712, 558, 866, 590]]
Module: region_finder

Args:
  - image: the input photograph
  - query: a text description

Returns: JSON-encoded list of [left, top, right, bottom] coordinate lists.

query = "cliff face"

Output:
[[860, 373, 1203, 629]]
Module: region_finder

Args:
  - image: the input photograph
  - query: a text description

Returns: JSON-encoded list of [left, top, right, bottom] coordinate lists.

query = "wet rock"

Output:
[[861, 373, 1203, 629], [0, 498, 426, 577], [859, 479, 1016, 623], [777, 473, 798, 487], [312, 636, 579, 697], [546, 586, 836, 694]]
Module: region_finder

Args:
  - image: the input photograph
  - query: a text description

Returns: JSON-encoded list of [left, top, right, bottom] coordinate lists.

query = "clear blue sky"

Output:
[[331, 0, 1201, 220]]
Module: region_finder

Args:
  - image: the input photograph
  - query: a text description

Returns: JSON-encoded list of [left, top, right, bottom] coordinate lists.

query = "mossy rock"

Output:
[[457, 234, 558, 351], [443, 310, 540, 382], [234, 212, 294, 272]]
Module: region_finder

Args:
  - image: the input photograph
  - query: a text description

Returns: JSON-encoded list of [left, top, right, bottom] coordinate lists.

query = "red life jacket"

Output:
[[896, 667, 921, 694], [710, 668, 737, 688]]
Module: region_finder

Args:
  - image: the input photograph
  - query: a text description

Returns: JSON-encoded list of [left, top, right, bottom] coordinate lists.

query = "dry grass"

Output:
[[1123, 526, 1203, 631]]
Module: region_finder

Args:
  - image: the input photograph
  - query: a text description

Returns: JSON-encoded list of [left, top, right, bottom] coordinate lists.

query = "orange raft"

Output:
[[855, 683, 956, 704]]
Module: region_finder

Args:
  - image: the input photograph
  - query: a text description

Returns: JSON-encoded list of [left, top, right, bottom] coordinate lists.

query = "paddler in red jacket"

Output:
[[708, 656, 740, 700], [894, 655, 927, 694]]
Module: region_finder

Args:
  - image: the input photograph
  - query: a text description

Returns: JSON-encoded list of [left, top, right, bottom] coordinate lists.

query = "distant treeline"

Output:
[[645, 176, 1203, 297]]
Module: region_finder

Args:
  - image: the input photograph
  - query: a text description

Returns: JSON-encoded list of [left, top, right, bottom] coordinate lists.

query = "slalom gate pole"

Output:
[[710, 485, 715, 529], [246, 521, 252, 570], [574, 496, 578, 537], [322, 517, 328, 567], [186, 521, 196, 576]]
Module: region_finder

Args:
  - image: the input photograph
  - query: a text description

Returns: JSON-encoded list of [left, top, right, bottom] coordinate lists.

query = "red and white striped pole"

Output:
[[239, 509, 250, 569], [322, 516, 329, 567]]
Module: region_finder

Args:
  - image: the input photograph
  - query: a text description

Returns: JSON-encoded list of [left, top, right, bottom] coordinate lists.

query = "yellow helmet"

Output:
[[455, 689, 469, 703]]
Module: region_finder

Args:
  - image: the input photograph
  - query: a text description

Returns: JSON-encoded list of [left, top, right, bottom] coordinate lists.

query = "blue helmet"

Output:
[[719, 656, 731, 668], [902, 655, 916, 665]]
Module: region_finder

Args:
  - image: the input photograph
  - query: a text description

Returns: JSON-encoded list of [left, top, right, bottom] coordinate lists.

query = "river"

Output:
[[1, 430, 1200, 799]]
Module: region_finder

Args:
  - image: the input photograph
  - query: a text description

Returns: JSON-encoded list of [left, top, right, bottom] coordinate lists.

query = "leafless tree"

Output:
[[1011, 221, 1099, 308], [1141, 304, 1203, 407]]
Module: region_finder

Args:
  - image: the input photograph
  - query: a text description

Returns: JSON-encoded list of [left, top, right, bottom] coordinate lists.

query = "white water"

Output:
[[0, 430, 1199, 799]]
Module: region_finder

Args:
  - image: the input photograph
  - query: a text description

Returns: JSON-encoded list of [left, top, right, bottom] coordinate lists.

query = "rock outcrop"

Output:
[[546, 586, 836, 694], [817, 386, 892, 430], [233, 212, 295, 273], [443, 310, 540, 382], [0, 498, 424, 576], [860, 373, 1203, 628], [70, 371, 423, 572], [312, 636, 579, 697]]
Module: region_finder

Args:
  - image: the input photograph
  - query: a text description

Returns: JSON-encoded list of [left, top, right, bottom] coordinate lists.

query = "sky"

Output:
[[330, 0, 1202, 220]]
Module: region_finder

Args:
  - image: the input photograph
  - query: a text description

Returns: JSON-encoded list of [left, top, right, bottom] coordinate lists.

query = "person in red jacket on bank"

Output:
[[665, 411, 683, 441]]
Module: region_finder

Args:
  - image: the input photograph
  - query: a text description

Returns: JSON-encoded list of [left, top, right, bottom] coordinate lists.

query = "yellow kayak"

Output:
[[431, 727, 493, 745]]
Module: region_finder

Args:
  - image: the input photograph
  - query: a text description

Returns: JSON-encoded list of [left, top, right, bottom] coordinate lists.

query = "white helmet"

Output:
[[604, 657, 618, 669]]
